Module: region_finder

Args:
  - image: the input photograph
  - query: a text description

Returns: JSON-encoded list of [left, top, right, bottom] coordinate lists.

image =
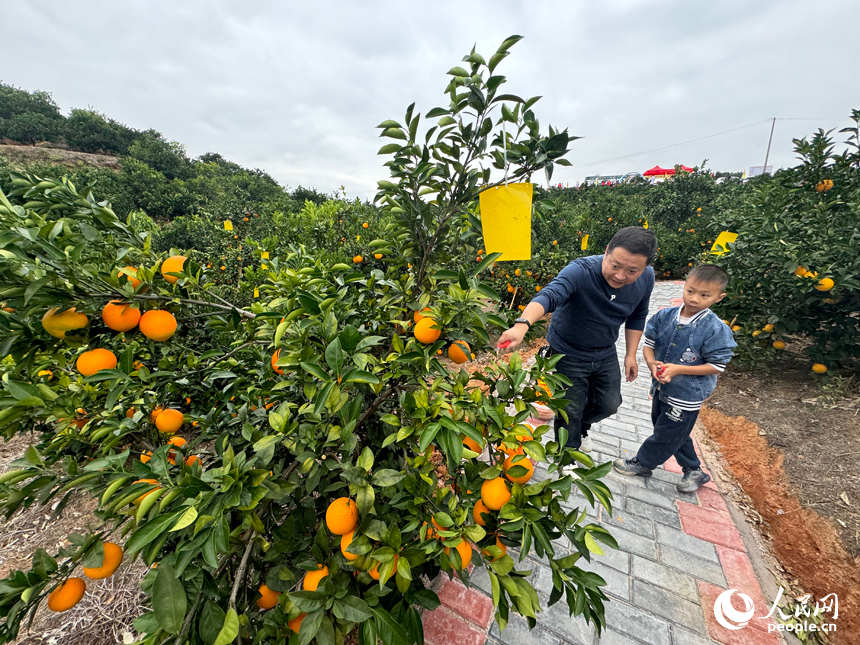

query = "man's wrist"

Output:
[[514, 317, 531, 329]]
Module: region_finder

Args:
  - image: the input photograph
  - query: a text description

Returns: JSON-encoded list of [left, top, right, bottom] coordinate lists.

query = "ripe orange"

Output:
[[448, 341, 470, 364], [76, 348, 118, 376], [369, 554, 399, 580], [504, 455, 534, 485], [125, 407, 136, 419], [120, 266, 141, 288], [256, 583, 280, 610], [302, 565, 329, 591], [535, 286, 542, 292], [763, 324, 775, 333], [772, 340, 786, 350], [482, 537, 507, 561], [155, 409, 184, 434], [132, 479, 160, 505], [139, 310, 177, 341], [140, 451, 152, 463], [462, 435, 482, 454], [536, 380, 551, 397], [413, 317, 441, 344], [811, 363, 828, 374], [326, 497, 359, 535], [185, 455, 201, 466], [374, 253, 383, 259], [83, 542, 124, 579], [271, 349, 284, 375], [362, 222, 369, 228], [730, 325, 741, 332], [794, 265, 808, 277], [814, 277, 834, 292], [288, 612, 306, 633], [341, 530, 359, 561], [38, 369, 53, 379], [353, 255, 363, 263], [102, 301, 141, 332], [167, 436, 187, 464], [481, 477, 511, 510], [514, 269, 521, 276], [47, 577, 86, 612], [160, 255, 187, 284], [413, 307, 433, 323], [42, 307, 88, 339], [473, 500, 491, 526], [444, 540, 472, 570]]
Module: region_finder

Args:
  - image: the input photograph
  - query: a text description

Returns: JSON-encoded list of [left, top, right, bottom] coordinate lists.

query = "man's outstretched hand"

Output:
[[497, 325, 527, 350]]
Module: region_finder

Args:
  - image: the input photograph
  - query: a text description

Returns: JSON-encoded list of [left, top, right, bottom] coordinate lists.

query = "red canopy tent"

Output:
[[643, 165, 694, 176]]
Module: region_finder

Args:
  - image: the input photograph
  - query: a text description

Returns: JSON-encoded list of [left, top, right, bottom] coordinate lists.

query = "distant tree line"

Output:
[[0, 83, 328, 220]]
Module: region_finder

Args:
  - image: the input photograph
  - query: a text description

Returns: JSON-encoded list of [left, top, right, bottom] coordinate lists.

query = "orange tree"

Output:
[[0, 37, 616, 645], [709, 111, 860, 372]]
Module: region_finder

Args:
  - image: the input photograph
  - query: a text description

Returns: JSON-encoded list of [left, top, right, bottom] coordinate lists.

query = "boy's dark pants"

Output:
[[636, 394, 701, 471], [549, 348, 622, 450]]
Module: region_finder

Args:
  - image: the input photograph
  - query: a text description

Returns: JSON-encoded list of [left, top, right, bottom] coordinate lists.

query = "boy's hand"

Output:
[[650, 362, 664, 379], [656, 363, 681, 383]]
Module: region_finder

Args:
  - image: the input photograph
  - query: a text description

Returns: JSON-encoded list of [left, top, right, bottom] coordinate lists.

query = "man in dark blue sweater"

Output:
[[497, 227, 657, 452]]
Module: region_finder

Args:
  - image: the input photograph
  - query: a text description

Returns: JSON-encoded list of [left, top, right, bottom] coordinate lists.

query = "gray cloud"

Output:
[[2, 0, 856, 196]]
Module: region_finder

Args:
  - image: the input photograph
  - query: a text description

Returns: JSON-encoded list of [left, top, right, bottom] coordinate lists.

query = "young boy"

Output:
[[613, 265, 737, 492]]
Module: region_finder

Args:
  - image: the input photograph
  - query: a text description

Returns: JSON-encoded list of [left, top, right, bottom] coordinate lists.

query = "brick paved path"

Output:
[[423, 281, 782, 645]]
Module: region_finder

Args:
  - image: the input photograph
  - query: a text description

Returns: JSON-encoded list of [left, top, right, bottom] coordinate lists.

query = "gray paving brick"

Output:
[[531, 564, 556, 599], [591, 432, 621, 447], [591, 545, 629, 574], [647, 467, 682, 484], [469, 561, 493, 595], [598, 424, 639, 443], [631, 556, 698, 602], [603, 600, 671, 645], [602, 477, 626, 497], [597, 629, 650, 645], [644, 478, 698, 503], [658, 545, 727, 587], [624, 498, 682, 530], [492, 613, 562, 645], [592, 440, 622, 457], [632, 580, 706, 634], [654, 526, 719, 563], [542, 595, 599, 645], [605, 469, 648, 488], [669, 627, 721, 645], [625, 485, 678, 511], [599, 507, 655, 538], [599, 524, 657, 561], [576, 560, 630, 601], [616, 410, 653, 425]]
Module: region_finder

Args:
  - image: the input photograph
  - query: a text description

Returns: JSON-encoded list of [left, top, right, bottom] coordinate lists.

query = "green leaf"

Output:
[[212, 607, 238, 645], [447, 66, 470, 77], [125, 510, 181, 554], [378, 144, 402, 155], [374, 606, 409, 645], [372, 469, 405, 487], [199, 601, 226, 645], [377, 120, 403, 129], [358, 447, 374, 472], [153, 564, 187, 634], [170, 506, 198, 532], [381, 128, 407, 140], [338, 596, 374, 622], [343, 370, 380, 385], [356, 484, 375, 515], [584, 532, 605, 556], [324, 338, 344, 376], [472, 252, 502, 276]]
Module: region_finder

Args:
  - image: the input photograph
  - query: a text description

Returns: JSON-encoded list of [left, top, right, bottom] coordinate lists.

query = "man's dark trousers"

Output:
[[549, 347, 622, 450]]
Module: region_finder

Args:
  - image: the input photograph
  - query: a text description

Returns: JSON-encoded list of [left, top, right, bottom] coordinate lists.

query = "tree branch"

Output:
[[355, 385, 399, 432], [229, 535, 256, 611]]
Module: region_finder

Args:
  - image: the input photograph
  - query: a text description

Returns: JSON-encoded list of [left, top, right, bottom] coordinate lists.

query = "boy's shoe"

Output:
[[612, 458, 652, 477], [579, 435, 593, 453], [677, 468, 711, 492]]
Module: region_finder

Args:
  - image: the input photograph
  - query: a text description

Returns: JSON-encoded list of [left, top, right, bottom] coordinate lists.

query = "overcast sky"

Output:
[[2, 1, 857, 197]]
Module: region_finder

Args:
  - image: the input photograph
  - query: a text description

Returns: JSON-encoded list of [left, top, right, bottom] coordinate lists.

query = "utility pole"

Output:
[[762, 117, 776, 175]]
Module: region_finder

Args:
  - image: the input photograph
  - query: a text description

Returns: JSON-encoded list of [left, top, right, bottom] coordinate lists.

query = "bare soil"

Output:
[[0, 144, 120, 171], [701, 365, 860, 644]]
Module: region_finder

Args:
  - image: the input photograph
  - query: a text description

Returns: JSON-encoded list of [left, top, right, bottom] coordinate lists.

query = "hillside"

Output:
[[0, 143, 120, 171]]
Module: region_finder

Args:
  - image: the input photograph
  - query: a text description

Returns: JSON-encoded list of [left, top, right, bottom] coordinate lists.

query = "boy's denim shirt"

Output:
[[644, 306, 737, 406]]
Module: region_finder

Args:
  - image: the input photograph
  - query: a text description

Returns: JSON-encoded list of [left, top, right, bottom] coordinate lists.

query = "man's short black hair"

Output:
[[607, 227, 658, 264], [687, 264, 729, 291]]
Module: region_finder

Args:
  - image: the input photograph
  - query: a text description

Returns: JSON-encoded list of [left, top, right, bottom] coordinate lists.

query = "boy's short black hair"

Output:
[[687, 264, 729, 291], [607, 227, 658, 264]]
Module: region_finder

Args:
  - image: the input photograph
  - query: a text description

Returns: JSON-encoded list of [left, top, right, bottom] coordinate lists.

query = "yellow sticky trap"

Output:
[[253, 288, 259, 298], [261, 264, 268, 270], [581, 234, 589, 251], [478, 183, 533, 261], [710, 232, 738, 256], [261, 252, 270, 259], [224, 220, 233, 231], [643, 220, 649, 229]]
